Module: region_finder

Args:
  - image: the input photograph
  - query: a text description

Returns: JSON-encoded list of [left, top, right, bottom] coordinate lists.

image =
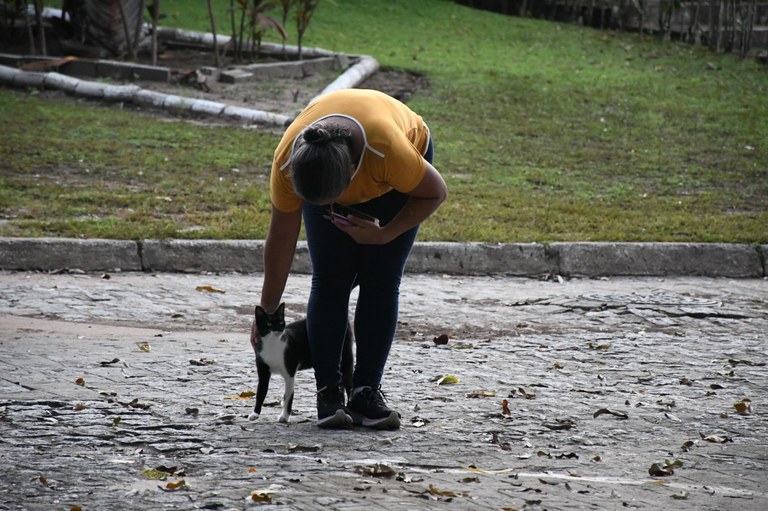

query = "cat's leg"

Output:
[[249, 359, 272, 421], [279, 375, 295, 423]]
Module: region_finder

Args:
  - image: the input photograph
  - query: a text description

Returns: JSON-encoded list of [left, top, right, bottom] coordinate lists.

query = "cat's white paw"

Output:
[[278, 414, 290, 423], [248, 412, 260, 421]]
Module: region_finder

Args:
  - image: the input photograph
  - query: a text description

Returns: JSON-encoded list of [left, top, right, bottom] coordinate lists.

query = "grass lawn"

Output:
[[1, 0, 766, 242]]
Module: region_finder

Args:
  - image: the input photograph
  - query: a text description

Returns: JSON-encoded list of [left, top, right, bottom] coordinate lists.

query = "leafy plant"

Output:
[[294, 0, 320, 59], [231, 0, 287, 62]]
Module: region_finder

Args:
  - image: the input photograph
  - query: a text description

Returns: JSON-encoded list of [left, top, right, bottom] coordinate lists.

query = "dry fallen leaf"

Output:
[[189, 358, 216, 366], [593, 408, 628, 420], [136, 342, 151, 352], [160, 480, 187, 492], [128, 398, 150, 410], [466, 389, 497, 398], [214, 413, 237, 423], [517, 387, 536, 399], [543, 418, 575, 430], [195, 285, 225, 294], [501, 399, 513, 419], [649, 463, 674, 477], [700, 433, 733, 443], [734, 398, 753, 415], [428, 484, 466, 497], [356, 463, 397, 478], [466, 466, 516, 475], [225, 391, 256, 400], [433, 334, 450, 345], [75, 377, 85, 386], [250, 489, 277, 503]]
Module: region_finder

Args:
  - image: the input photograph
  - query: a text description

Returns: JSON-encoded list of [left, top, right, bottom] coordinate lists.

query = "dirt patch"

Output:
[[8, 44, 429, 126], [134, 63, 429, 119]]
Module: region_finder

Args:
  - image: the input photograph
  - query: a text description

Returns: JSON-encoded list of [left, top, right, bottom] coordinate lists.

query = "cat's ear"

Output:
[[276, 303, 286, 315], [255, 305, 266, 318]]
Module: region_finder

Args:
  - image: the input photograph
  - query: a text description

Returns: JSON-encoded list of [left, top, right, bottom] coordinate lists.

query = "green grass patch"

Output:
[[1, 0, 766, 242]]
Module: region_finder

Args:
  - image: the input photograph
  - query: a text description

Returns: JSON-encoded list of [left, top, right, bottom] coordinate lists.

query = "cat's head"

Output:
[[254, 303, 286, 337], [250, 303, 287, 353]]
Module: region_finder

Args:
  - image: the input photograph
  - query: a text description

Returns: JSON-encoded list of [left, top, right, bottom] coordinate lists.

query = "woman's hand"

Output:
[[332, 215, 390, 244], [332, 161, 447, 245]]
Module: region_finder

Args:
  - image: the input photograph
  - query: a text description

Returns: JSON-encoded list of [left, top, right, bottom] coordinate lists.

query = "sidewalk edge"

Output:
[[1, 238, 765, 278]]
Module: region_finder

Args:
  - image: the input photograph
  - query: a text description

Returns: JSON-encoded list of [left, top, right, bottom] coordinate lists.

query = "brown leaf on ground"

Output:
[[649, 463, 674, 476], [195, 285, 225, 294], [593, 408, 628, 419], [433, 334, 450, 345], [501, 399, 513, 419]]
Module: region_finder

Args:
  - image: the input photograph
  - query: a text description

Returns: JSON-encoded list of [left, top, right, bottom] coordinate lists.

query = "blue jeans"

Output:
[[302, 138, 434, 390]]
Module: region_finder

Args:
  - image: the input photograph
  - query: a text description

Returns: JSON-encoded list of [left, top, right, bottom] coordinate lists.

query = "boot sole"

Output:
[[316, 408, 354, 429], [352, 411, 401, 430]]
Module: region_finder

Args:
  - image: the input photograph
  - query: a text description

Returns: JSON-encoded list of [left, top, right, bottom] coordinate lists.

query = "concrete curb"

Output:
[[0, 237, 765, 278]]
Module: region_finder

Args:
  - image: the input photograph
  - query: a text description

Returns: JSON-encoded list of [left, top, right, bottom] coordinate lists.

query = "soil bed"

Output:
[[4, 41, 429, 126]]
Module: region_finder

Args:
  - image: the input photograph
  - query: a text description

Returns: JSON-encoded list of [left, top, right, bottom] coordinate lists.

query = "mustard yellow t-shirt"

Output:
[[270, 89, 430, 212]]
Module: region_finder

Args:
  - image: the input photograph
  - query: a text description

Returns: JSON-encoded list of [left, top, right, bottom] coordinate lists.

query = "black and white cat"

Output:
[[248, 303, 354, 423]]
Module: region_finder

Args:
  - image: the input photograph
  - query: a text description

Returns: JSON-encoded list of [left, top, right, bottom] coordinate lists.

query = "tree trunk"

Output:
[[740, 0, 756, 57], [85, 0, 145, 57], [32, 0, 47, 55], [206, 0, 221, 67], [150, 0, 159, 66], [116, 0, 135, 59], [692, 0, 701, 44], [708, 0, 716, 50], [716, 0, 725, 52], [25, 0, 38, 54]]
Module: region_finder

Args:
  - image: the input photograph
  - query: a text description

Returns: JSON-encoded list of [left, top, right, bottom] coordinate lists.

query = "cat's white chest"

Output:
[[259, 332, 289, 377]]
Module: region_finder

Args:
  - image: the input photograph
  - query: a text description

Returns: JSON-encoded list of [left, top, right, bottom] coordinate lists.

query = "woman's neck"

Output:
[[326, 115, 364, 167]]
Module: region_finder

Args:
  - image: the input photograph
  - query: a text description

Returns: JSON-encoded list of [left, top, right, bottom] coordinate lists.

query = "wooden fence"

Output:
[[458, 0, 768, 55]]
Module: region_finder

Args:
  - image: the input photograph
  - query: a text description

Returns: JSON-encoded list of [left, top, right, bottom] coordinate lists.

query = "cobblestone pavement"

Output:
[[0, 270, 766, 510]]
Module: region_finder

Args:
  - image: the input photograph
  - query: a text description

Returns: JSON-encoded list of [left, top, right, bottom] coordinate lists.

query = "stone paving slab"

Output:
[[0, 271, 766, 510]]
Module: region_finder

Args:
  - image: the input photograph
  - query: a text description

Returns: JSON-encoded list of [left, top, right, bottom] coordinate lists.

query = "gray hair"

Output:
[[289, 123, 353, 204]]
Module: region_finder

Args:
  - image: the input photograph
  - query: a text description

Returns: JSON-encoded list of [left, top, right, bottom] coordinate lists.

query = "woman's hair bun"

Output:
[[303, 126, 331, 144]]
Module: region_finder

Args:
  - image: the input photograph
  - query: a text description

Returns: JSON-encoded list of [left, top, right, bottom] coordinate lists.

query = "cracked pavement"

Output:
[[0, 271, 766, 510]]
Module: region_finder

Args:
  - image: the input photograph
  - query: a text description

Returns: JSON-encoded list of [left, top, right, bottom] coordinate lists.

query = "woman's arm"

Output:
[[259, 205, 303, 312], [339, 161, 447, 245]]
